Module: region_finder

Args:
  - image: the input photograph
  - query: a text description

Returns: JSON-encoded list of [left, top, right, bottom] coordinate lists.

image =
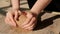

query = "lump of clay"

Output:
[[16, 13, 27, 27], [15, 12, 31, 32]]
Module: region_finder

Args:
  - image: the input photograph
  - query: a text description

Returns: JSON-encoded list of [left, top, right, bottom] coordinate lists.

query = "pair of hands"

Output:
[[5, 9, 37, 30]]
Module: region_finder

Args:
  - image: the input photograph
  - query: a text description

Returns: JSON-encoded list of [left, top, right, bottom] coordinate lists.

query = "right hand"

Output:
[[5, 9, 21, 26]]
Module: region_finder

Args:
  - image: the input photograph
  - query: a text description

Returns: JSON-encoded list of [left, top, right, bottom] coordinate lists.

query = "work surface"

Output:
[[0, 0, 60, 34]]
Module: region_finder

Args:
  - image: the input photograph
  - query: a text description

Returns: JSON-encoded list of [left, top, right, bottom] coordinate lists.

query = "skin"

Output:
[[5, 0, 52, 30]]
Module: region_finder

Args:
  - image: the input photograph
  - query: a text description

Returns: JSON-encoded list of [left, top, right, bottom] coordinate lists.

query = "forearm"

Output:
[[11, 0, 20, 9], [30, 0, 52, 15]]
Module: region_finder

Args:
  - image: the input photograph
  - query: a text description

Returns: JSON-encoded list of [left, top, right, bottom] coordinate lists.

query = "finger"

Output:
[[25, 23, 35, 30], [7, 13, 16, 26], [14, 11, 18, 20], [9, 18, 16, 26], [5, 12, 10, 23], [14, 10, 22, 20], [5, 17, 16, 26], [22, 17, 36, 28], [26, 11, 33, 18], [5, 17, 8, 23]]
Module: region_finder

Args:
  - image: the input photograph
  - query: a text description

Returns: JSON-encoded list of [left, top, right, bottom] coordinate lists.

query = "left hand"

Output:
[[21, 11, 37, 30]]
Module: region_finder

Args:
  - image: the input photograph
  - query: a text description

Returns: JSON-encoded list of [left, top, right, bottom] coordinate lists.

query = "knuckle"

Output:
[[27, 13, 33, 18], [6, 12, 11, 16], [6, 12, 9, 16]]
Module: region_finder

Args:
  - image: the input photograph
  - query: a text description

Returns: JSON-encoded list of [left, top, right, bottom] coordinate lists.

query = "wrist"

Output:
[[26, 10, 38, 17], [11, 8, 20, 12], [12, 8, 19, 10], [30, 10, 39, 16], [12, 7, 20, 10]]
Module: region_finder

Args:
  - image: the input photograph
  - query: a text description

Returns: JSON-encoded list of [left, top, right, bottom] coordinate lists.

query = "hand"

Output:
[[5, 9, 21, 26], [21, 11, 37, 30]]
